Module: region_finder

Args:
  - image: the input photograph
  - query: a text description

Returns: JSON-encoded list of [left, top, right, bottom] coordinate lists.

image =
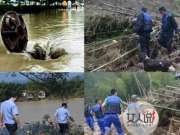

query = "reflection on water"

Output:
[[0, 8, 84, 72], [0, 99, 83, 134]]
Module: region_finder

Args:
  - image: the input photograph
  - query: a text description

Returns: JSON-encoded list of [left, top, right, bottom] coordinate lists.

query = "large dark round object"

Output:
[[1, 11, 28, 52]]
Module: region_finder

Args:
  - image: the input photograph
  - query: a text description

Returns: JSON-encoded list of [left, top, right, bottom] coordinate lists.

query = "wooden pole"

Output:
[[168, 118, 173, 135], [152, 105, 180, 112], [150, 30, 162, 42], [90, 46, 139, 72]]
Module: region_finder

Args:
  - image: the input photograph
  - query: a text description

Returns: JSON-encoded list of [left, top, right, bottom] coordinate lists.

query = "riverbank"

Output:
[[17, 97, 84, 104], [0, 5, 79, 14]]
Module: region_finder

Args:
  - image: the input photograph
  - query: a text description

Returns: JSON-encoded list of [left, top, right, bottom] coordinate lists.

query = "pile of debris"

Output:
[[147, 86, 180, 135], [85, 5, 180, 72]]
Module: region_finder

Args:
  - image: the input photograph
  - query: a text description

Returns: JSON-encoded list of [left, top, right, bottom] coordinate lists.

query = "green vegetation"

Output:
[[0, 73, 84, 102], [84, 72, 180, 105], [0, 115, 84, 135]]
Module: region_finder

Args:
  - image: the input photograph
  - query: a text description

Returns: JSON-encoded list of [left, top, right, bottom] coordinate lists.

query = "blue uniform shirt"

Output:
[[0, 99, 19, 124], [54, 107, 71, 124], [93, 104, 101, 112], [104, 95, 123, 104]]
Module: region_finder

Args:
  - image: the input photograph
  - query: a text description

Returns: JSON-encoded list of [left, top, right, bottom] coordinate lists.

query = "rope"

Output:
[[90, 46, 139, 72]]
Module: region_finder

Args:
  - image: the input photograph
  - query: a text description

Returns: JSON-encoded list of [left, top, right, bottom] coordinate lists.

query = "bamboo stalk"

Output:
[[168, 118, 173, 135], [152, 105, 180, 112], [90, 46, 139, 72], [93, 18, 100, 36], [159, 127, 169, 133], [85, 34, 136, 47], [148, 92, 176, 98], [162, 89, 180, 95], [87, 42, 116, 53], [150, 30, 162, 42], [171, 118, 180, 123], [134, 73, 143, 97], [166, 85, 179, 89]]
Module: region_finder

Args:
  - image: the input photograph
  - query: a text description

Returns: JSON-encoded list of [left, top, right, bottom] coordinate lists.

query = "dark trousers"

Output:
[[158, 31, 173, 54], [58, 123, 69, 134], [5, 124, 18, 135], [138, 32, 151, 58]]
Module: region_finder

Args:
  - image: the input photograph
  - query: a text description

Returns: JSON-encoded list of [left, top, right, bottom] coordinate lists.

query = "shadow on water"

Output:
[[0, 8, 84, 72]]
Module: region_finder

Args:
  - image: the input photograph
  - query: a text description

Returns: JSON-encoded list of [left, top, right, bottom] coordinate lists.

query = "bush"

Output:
[[0, 114, 84, 135], [23, 115, 84, 135]]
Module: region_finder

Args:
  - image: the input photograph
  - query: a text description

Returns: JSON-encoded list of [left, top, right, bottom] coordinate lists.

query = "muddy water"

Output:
[[0, 99, 84, 134], [0, 8, 84, 72]]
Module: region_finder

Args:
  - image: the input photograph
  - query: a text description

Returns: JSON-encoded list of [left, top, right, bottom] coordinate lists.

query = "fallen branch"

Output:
[[162, 89, 180, 95], [148, 92, 176, 98], [85, 34, 136, 48], [150, 30, 161, 42], [166, 85, 179, 89], [90, 46, 139, 72], [168, 118, 173, 135], [152, 105, 180, 112], [158, 127, 169, 133]]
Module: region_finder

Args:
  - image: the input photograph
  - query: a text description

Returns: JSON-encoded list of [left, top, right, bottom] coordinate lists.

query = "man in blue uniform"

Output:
[[84, 103, 94, 131], [158, 6, 178, 55], [92, 99, 105, 135], [135, 7, 153, 58], [102, 89, 128, 135], [0, 93, 23, 135], [53, 102, 75, 135]]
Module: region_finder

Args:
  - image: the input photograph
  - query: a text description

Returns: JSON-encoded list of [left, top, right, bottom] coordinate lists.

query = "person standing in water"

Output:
[[68, 0, 72, 9], [75, 1, 78, 10], [62, 0, 67, 10]]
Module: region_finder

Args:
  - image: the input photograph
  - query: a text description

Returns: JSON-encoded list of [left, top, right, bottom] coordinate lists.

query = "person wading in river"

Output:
[[62, 0, 67, 10], [68, 0, 72, 9], [53, 103, 75, 135], [0, 93, 23, 135], [75, 1, 78, 10]]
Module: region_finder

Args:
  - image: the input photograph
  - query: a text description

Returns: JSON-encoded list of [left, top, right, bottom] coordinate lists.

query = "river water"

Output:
[[0, 99, 84, 134], [0, 8, 84, 72]]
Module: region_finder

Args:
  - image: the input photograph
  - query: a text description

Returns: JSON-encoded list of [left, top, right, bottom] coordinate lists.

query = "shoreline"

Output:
[[16, 97, 84, 104]]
